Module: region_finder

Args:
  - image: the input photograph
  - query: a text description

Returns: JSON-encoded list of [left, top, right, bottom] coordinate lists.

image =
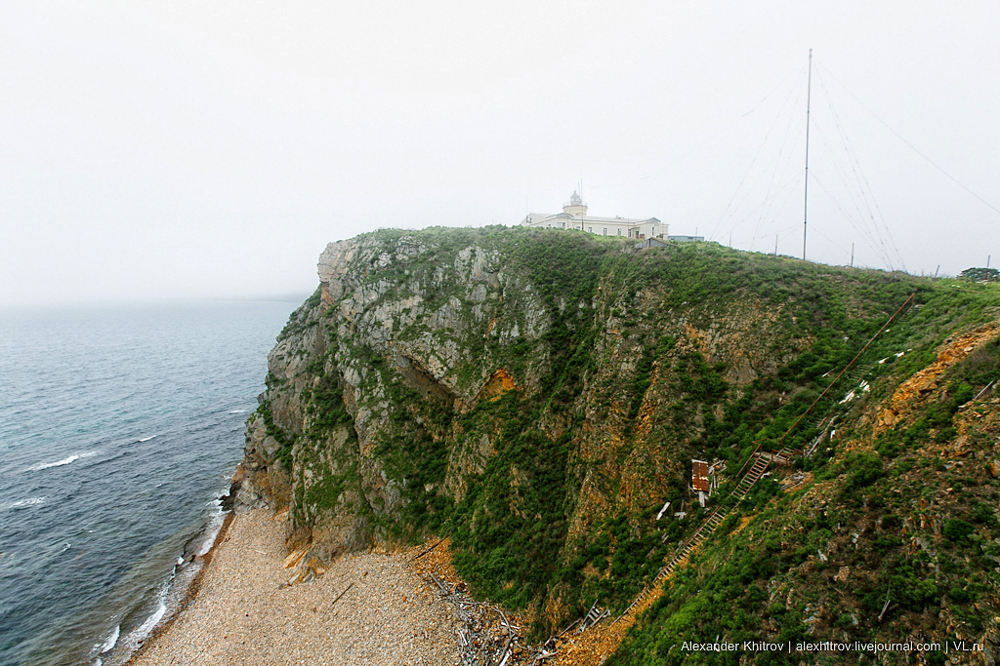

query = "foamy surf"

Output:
[[135, 594, 166, 637], [98, 625, 119, 654], [98, 501, 229, 664], [4, 496, 45, 510], [26, 451, 97, 472], [0, 300, 288, 666], [227, 409, 246, 414], [27, 454, 79, 471], [117, 583, 168, 657], [198, 513, 226, 557]]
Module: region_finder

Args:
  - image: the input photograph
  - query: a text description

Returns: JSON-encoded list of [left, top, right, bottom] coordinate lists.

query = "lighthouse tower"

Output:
[[562, 190, 588, 217]]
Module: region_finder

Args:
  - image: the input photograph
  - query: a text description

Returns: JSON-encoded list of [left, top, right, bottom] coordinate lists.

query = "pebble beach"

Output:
[[129, 509, 462, 666]]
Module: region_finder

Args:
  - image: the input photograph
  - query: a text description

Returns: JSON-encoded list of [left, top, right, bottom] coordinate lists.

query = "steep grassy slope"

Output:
[[235, 226, 1000, 660], [608, 311, 1000, 665]]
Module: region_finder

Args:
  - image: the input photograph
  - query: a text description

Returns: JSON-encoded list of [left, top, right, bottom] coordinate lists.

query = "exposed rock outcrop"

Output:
[[235, 226, 1000, 657]]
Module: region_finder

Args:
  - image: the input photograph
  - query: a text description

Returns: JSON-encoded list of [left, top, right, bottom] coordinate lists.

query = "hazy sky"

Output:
[[2, 1, 998, 306]]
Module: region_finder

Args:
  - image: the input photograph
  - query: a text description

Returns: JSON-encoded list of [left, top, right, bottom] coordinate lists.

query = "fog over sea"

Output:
[[0, 300, 296, 666]]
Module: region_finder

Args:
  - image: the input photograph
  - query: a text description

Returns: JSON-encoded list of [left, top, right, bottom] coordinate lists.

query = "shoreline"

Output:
[[123, 511, 236, 665], [125, 508, 465, 666]]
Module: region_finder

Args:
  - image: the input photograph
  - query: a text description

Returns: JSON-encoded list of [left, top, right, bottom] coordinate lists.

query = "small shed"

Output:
[[692, 459, 712, 508], [692, 459, 710, 493], [634, 237, 669, 250]]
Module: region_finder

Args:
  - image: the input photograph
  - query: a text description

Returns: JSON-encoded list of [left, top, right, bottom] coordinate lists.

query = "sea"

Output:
[[0, 299, 297, 666]]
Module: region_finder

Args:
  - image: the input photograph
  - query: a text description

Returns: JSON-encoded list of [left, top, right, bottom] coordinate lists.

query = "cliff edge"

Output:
[[233, 226, 1000, 663]]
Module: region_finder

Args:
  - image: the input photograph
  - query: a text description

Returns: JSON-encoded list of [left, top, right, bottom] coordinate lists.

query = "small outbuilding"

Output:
[[692, 459, 711, 507], [634, 237, 669, 250]]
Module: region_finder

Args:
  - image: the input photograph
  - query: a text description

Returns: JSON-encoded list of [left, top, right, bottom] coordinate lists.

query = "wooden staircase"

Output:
[[617, 504, 728, 620], [544, 294, 919, 663], [733, 446, 792, 499], [577, 601, 611, 633], [614, 442, 794, 623]]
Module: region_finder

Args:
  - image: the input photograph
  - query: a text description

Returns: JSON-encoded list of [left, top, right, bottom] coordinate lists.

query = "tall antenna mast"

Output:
[[802, 48, 813, 262]]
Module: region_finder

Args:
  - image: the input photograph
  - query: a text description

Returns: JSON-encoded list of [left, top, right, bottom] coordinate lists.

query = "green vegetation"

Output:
[[276, 286, 322, 341], [958, 266, 1000, 282], [255, 226, 1000, 651], [255, 399, 294, 471]]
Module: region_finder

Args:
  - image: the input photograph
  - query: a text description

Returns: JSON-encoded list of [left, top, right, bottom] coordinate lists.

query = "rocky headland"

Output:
[[161, 226, 1000, 664]]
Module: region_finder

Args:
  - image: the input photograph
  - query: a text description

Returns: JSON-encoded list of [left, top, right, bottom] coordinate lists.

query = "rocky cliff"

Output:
[[234, 226, 1000, 663]]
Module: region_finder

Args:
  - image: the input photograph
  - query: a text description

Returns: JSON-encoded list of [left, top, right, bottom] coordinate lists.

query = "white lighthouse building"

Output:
[[520, 191, 666, 240]]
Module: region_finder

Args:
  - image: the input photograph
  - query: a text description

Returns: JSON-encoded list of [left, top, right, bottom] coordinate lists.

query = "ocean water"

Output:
[[0, 300, 296, 666]]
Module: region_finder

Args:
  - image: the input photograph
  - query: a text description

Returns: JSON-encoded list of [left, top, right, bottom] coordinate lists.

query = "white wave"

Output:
[[27, 454, 78, 471], [123, 585, 168, 650], [136, 599, 166, 637], [196, 508, 227, 557], [137, 435, 157, 443], [228, 409, 246, 414], [99, 625, 120, 654], [4, 496, 45, 510], [26, 451, 97, 472]]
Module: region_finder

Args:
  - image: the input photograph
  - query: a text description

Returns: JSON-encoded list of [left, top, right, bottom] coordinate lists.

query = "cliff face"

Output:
[[235, 226, 1000, 659], [239, 228, 556, 566]]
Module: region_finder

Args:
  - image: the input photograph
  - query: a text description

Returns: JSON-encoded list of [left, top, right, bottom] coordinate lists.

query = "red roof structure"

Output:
[[692, 459, 710, 493]]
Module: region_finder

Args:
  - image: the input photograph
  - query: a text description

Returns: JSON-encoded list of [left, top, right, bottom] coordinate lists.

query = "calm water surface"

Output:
[[0, 300, 296, 666]]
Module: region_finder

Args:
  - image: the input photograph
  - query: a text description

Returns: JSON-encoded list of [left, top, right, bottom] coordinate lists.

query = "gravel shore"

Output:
[[130, 509, 461, 666]]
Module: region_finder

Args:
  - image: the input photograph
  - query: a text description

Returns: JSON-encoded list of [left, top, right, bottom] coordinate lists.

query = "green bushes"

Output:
[[675, 352, 728, 404], [627, 336, 675, 423], [449, 393, 576, 616], [943, 518, 975, 543], [837, 452, 884, 502], [255, 400, 294, 470], [276, 286, 322, 341], [949, 336, 1000, 386], [307, 373, 354, 434], [373, 383, 453, 533]]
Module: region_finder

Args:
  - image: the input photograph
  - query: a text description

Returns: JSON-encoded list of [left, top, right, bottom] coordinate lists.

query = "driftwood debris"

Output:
[[411, 539, 526, 665], [877, 598, 898, 623], [429, 571, 450, 595], [330, 581, 354, 608], [421, 571, 523, 666], [412, 538, 445, 561]]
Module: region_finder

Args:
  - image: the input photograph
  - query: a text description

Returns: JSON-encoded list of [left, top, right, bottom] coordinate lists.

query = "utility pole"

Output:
[[774, 235, 778, 256], [935, 265, 940, 278], [802, 48, 813, 262], [850, 243, 854, 268]]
